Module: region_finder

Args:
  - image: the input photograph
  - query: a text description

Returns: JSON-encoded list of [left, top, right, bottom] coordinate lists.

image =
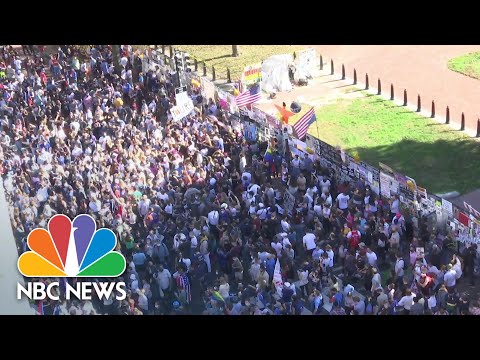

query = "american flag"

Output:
[[176, 273, 192, 304], [235, 84, 262, 108], [293, 107, 316, 140]]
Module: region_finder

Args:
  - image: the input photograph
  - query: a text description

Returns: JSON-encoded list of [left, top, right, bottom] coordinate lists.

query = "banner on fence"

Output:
[[201, 77, 216, 101], [242, 63, 263, 86], [266, 113, 282, 130], [378, 162, 417, 204], [463, 202, 480, 220], [243, 123, 257, 142], [359, 161, 380, 195], [252, 107, 267, 126], [379, 171, 394, 198], [442, 198, 454, 216], [417, 186, 427, 200]]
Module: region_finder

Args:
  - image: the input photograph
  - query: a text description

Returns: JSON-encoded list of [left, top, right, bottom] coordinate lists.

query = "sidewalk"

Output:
[[0, 178, 34, 314]]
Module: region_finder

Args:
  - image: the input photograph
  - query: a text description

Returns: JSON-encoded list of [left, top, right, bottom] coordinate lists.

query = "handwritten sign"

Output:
[[283, 190, 296, 215]]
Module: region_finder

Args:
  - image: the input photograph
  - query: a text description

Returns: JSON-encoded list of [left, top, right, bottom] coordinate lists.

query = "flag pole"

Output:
[[313, 107, 320, 139]]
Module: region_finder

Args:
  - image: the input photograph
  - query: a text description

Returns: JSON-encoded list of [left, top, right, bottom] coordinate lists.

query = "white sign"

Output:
[[367, 171, 373, 184], [441, 198, 453, 216], [283, 190, 296, 215], [295, 48, 319, 79], [175, 86, 189, 105], [201, 77, 216, 101], [380, 172, 393, 198], [170, 99, 194, 122]]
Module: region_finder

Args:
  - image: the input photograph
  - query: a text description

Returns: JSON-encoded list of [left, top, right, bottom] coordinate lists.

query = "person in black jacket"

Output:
[[463, 244, 477, 286]]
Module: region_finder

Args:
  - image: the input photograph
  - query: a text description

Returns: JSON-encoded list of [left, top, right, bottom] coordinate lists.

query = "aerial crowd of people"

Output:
[[0, 44, 479, 315]]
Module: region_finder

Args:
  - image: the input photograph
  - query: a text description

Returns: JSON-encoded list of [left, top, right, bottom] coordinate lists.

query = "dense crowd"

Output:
[[1, 44, 479, 315]]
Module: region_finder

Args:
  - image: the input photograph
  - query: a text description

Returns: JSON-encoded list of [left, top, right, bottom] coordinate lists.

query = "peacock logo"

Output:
[[18, 214, 126, 277]]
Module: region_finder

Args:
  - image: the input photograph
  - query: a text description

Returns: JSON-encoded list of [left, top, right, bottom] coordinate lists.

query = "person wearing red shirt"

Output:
[[347, 224, 362, 250]]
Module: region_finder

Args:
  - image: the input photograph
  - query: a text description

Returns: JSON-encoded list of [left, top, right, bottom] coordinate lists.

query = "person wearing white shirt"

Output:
[[395, 254, 405, 285], [241, 171, 252, 186], [218, 277, 230, 300], [179, 255, 191, 271], [297, 269, 309, 297], [313, 202, 322, 217], [157, 190, 169, 202], [137, 289, 149, 312], [271, 240, 283, 257], [208, 210, 220, 226], [190, 234, 198, 251], [164, 203, 173, 215], [82, 301, 97, 315], [36, 185, 49, 203], [371, 268, 382, 293], [336, 192, 350, 211], [154, 265, 172, 294], [304, 191, 314, 209], [291, 157, 301, 169], [282, 235, 292, 249], [366, 248, 378, 267], [427, 263, 439, 277], [138, 195, 151, 217], [319, 177, 331, 193], [444, 264, 457, 289], [43, 203, 57, 218], [322, 204, 331, 220], [451, 255, 462, 279], [321, 192, 333, 207], [256, 207, 268, 220], [390, 195, 400, 215], [130, 274, 139, 292], [398, 289, 416, 312], [248, 183, 260, 196], [281, 219, 291, 232], [312, 244, 324, 261], [325, 245, 335, 267], [303, 232, 317, 253]]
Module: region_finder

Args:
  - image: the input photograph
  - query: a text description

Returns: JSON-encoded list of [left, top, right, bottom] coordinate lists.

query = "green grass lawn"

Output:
[[173, 45, 305, 81], [448, 52, 480, 80], [290, 93, 480, 194]]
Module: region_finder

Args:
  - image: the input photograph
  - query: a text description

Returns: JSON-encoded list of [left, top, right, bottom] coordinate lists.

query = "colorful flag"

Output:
[[236, 84, 262, 108], [176, 273, 192, 303], [211, 291, 225, 303], [293, 107, 316, 140], [274, 104, 295, 125]]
